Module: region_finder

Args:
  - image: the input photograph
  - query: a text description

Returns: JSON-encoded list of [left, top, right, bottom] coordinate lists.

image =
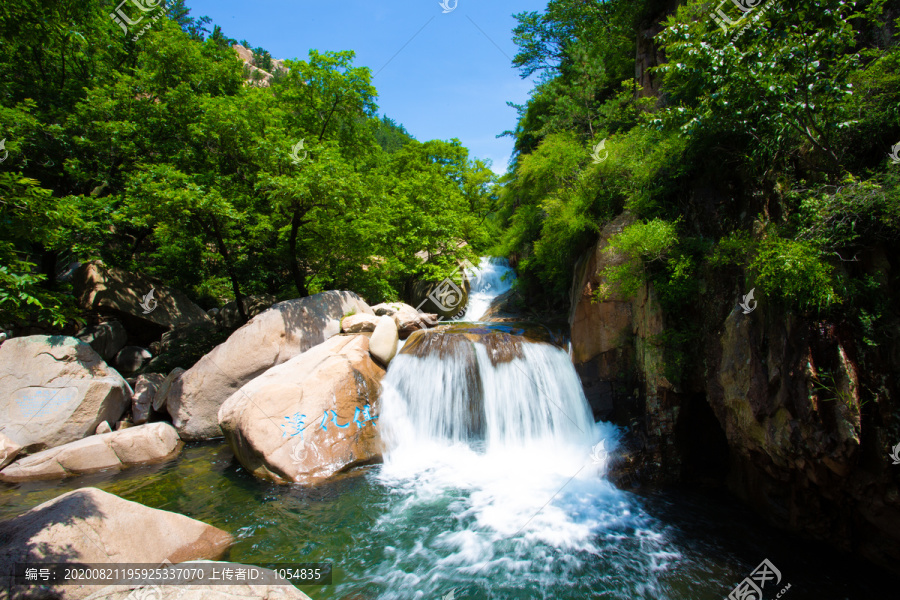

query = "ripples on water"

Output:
[[1, 443, 896, 598]]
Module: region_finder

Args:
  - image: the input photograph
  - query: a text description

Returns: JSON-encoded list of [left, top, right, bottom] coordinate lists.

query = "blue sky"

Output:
[[184, 0, 549, 174]]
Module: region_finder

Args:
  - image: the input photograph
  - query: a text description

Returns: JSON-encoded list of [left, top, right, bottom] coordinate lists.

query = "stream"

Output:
[[0, 257, 895, 599]]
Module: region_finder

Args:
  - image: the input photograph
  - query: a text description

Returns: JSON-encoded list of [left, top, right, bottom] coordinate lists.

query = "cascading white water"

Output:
[[460, 257, 516, 321], [367, 258, 674, 597]]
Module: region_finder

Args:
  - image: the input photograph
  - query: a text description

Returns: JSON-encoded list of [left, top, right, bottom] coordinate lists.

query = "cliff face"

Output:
[[570, 237, 900, 571]]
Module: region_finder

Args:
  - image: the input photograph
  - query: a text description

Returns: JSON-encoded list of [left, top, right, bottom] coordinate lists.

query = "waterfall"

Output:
[[369, 259, 671, 598], [460, 257, 516, 321], [376, 325, 635, 574]]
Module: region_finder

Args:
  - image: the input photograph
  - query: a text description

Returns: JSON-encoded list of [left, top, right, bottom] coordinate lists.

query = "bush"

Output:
[[594, 218, 679, 301], [751, 235, 840, 313]]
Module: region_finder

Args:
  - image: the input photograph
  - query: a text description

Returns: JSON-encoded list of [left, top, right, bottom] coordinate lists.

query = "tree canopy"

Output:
[[0, 0, 496, 329]]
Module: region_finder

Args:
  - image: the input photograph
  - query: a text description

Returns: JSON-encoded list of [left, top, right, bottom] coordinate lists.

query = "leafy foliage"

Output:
[[0, 1, 495, 330]]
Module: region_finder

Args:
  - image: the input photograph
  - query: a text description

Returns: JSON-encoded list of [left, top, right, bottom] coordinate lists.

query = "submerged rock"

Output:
[[218, 335, 384, 484], [401, 322, 557, 366], [0, 335, 131, 453]]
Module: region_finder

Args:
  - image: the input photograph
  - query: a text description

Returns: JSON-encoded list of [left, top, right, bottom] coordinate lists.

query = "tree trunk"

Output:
[[208, 214, 248, 322], [288, 206, 309, 297]]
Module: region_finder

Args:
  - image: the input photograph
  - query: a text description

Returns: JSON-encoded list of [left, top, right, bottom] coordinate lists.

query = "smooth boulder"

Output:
[[0, 422, 182, 481], [218, 294, 276, 329], [218, 335, 384, 484], [167, 291, 373, 441], [369, 315, 399, 366], [0, 488, 233, 599], [0, 336, 131, 453], [341, 313, 380, 333]]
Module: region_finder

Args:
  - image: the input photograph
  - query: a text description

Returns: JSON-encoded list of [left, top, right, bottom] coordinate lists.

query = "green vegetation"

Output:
[[0, 0, 495, 329], [497, 0, 900, 381]]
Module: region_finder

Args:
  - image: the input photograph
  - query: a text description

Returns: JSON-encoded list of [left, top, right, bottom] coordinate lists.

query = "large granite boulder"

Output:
[[0, 336, 131, 453], [74, 261, 212, 331], [0, 422, 182, 481], [167, 291, 373, 441], [146, 321, 229, 375], [76, 321, 127, 362], [0, 487, 233, 599], [218, 335, 384, 484]]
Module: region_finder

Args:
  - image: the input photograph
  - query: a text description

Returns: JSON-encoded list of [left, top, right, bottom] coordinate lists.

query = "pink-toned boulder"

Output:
[[341, 313, 380, 333], [166, 291, 373, 441], [0, 336, 131, 453], [0, 423, 182, 482], [0, 488, 233, 599], [218, 335, 384, 484]]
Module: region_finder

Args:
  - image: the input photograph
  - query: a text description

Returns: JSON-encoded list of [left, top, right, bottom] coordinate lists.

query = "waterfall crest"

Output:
[[461, 257, 516, 321]]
